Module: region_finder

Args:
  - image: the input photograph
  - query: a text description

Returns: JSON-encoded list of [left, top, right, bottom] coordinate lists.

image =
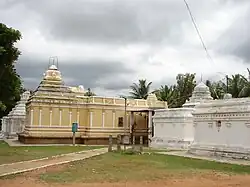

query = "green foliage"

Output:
[[131, 69, 250, 107], [0, 23, 23, 119], [0, 101, 6, 111], [173, 73, 196, 107], [153, 85, 177, 108], [115, 148, 141, 155], [153, 73, 196, 108], [0, 23, 21, 75], [205, 69, 250, 99], [205, 79, 226, 99], [228, 74, 246, 98], [129, 79, 152, 99], [239, 68, 250, 97]]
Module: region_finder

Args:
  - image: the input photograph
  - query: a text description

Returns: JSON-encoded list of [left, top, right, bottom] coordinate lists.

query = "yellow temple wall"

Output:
[[52, 107, 59, 126], [27, 103, 149, 126], [42, 107, 50, 126], [79, 108, 88, 126], [92, 108, 102, 127], [22, 91, 166, 144], [104, 109, 113, 127], [61, 108, 69, 126], [33, 106, 39, 126]]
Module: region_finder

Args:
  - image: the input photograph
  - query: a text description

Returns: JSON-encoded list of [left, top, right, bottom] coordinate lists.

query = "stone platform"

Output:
[[151, 137, 192, 150], [157, 150, 250, 166], [189, 144, 250, 160], [3, 138, 99, 147]]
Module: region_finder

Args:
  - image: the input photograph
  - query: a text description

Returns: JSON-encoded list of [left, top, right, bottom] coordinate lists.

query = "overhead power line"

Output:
[[183, 0, 214, 64]]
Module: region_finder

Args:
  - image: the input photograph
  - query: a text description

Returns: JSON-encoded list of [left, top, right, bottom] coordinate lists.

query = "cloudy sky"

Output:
[[1, 0, 250, 96]]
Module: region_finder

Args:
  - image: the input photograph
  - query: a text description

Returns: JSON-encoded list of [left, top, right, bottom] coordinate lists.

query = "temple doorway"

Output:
[[128, 109, 153, 146]]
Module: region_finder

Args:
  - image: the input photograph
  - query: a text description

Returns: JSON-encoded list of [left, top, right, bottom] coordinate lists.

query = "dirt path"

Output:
[[0, 148, 108, 177], [1, 173, 250, 187]]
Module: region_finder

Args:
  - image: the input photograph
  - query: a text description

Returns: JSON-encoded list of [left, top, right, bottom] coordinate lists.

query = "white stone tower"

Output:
[[182, 82, 213, 108], [0, 91, 30, 139]]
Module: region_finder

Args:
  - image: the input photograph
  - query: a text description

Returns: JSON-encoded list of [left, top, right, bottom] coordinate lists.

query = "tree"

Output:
[[129, 79, 152, 99], [227, 74, 246, 98], [0, 23, 23, 120], [173, 73, 196, 107], [84, 88, 96, 96], [129, 70, 250, 108], [205, 79, 226, 99], [238, 68, 250, 97], [152, 73, 196, 108], [0, 23, 21, 80], [153, 85, 177, 108], [205, 71, 250, 99]]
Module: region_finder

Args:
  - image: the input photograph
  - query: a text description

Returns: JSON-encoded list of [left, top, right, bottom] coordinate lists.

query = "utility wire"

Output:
[[183, 0, 214, 64]]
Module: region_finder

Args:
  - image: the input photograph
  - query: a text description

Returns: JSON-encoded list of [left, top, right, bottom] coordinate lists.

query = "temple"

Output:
[[17, 65, 168, 144], [3, 62, 250, 159], [189, 97, 250, 159], [151, 82, 213, 149], [152, 81, 250, 160]]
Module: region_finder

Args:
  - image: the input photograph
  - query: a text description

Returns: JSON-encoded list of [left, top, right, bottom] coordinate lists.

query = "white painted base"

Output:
[[152, 107, 195, 150], [1, 117, 26, 139], [189, 143, 250, 160], [0, 131, 4, 139], [151, 137, 193, 150]]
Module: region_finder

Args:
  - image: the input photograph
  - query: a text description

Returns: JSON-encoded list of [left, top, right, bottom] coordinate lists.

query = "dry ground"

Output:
[[1, 174, 250, 187], [1, 151, 250, 187]]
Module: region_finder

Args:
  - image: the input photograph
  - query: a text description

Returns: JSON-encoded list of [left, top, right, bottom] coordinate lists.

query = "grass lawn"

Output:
[[0, 141, 104, 165], [40, 151, 250, 183]]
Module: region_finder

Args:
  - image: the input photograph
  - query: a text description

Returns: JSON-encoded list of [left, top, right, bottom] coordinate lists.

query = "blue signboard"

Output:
[[72, 122, 78, 133]]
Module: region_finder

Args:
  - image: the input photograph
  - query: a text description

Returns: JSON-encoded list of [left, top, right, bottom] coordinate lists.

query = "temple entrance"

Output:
[[128, 109, 153, 146]]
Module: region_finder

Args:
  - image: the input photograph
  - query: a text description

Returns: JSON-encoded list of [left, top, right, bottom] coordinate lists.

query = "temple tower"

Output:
[[1, 91, 30, 139], [182, 82, 213, 108]]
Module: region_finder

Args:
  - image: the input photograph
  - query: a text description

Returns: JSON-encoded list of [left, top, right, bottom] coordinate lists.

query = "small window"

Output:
[[118, 117, 123, 127], [216, 120, 222, 132], [216, 120, 222, 128]]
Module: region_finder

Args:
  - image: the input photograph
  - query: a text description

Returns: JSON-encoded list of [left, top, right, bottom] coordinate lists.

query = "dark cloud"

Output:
[[16, 55, 135, 91], [97, 79, 132, 91], [2, 0, 249, 47], [1, 0, 227, 45], [22, 0, 185, 44], [104, 78, 164, 93], [2, 0, 250, 96], [3, 0, 247, 47]]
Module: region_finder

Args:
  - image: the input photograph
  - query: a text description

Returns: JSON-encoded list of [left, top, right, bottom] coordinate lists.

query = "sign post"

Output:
[[72, 122, 78, 146]]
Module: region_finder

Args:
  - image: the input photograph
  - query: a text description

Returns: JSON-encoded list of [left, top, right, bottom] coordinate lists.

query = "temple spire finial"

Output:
[[49, 56, 59, 69], [43, 56, 62, 81]]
